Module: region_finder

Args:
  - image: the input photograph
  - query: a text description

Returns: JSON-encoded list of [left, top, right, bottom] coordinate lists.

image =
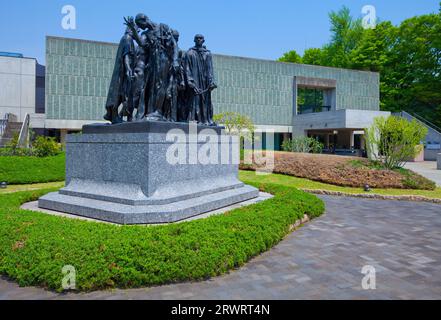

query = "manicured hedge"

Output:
[[0, 153, 65, 184], [0, 182, 324, 292]]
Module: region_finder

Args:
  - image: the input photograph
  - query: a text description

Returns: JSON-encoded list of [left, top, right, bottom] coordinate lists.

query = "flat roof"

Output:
[[0, 51, 24, 58]]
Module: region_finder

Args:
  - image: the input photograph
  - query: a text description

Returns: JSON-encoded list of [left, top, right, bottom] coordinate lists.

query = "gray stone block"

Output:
[[437, 153, 441, 170], [38, 121, 259, 224]]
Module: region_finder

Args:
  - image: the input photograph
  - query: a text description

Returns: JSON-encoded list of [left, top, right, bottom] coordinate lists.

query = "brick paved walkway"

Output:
[[1, 195, 440, 300]]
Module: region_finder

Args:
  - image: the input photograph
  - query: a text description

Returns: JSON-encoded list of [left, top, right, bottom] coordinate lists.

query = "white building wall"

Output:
[[0, 56, 36, 122]]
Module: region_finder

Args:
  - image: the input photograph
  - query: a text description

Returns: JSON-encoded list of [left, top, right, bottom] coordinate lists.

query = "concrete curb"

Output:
[[301, 188, 441, 204], [288, 214, 310, 232]]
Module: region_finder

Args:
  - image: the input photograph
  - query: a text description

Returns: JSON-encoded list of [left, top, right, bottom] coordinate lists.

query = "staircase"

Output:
[[395, 111, 441, 161], [0, 114, 23, 147]]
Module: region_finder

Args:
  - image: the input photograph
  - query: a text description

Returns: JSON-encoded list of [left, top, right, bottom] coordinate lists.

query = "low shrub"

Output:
[[282, 136, 323, 154], [0, 182, 324, 292], [32, 136, 61, 157], [0, 135, 61, 157]]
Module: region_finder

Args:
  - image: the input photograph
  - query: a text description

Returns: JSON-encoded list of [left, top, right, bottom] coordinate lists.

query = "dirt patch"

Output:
[[12, 239, 26, 251], [241, 152, 435, 190]]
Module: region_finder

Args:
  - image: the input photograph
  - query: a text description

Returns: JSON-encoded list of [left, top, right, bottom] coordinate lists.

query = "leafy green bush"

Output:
[[0, 182, 324, 292], [282, 136, 323, 153], [0, 135, 61, 157], [31, 136, 61, 157], [0, 153, 65, 184], [365, 116, 428, 169]]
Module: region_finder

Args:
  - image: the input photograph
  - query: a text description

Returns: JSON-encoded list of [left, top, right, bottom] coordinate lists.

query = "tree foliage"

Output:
[[213, 111, 255, 141], [323, 6, 364, 68], [277, 50, 302, 63], [302, 48, 324, 65]]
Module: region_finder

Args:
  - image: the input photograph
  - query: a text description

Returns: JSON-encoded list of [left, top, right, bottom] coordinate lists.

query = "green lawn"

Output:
[[0, 181, 65, 194], [0, 182, 324, 292], [0, 153, 65, 184], [240, 171, 441, 199]]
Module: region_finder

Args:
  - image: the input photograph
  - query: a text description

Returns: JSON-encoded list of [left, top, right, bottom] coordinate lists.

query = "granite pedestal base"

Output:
[[38, 121, 259, 224]]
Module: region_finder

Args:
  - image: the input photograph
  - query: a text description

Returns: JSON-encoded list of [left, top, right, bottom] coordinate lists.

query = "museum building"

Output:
[[2, 36, 390, 153]]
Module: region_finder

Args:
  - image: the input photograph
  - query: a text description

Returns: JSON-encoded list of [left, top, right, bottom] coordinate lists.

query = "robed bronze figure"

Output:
[[104, 14, 217, 126]]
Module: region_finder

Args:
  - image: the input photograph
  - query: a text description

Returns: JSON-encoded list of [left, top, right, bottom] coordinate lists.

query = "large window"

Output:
[[297, 87, 330, 114]]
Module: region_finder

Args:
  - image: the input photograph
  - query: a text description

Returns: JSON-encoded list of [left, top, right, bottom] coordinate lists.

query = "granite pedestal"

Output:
[[437, 153, 441, 170], [38, 121, 259, 224]]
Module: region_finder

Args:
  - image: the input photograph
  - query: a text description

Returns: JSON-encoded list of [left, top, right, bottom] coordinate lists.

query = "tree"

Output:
[[213, 112, 255, 161], [322, 6, 364, 68], [348, 21, 397, 110], [278, 50, 302, 63], [389, 13, 441, 125], [349, 21, 395, 72], [365, 116, 428, 169], [302, 48, 324, 65], [213, 112, 255, 141]]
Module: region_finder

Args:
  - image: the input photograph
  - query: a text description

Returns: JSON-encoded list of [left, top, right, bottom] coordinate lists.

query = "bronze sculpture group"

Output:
[[104, 13, 218, 126]]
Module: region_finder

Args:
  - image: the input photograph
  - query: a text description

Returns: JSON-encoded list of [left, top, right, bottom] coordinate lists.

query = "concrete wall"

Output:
[[45, 36, 380, 129], [425, 149, 441, 161], [292, 109, 390, 136], [0, 56, 36, 122]]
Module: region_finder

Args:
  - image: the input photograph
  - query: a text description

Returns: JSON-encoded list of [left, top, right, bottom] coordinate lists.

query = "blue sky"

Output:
[[0, 0, 439, 64]]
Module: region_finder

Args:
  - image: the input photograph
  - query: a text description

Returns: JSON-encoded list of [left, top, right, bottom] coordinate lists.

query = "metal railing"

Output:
[[402, 111, 441, 134], [0, 113, 11, 138], [17, 113, 30, 148]]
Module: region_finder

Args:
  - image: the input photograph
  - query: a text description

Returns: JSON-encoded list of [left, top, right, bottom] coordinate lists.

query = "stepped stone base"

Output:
[[38, 121, 259, 224]]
